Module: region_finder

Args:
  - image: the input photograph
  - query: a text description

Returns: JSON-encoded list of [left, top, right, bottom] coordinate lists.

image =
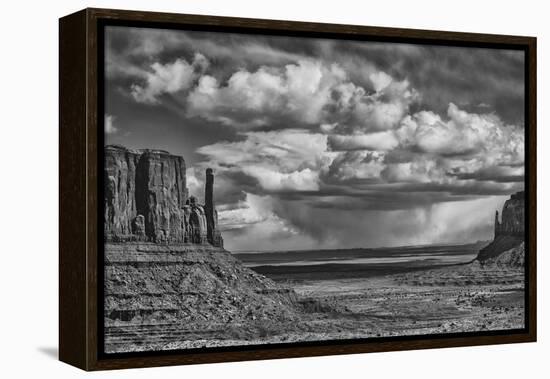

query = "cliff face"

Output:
[[477, 191, 525, 262], [104, 145, 222, 246], [494, 191, 524, 238], [104, 146, 141, 239], [135, 150, 188, 242]]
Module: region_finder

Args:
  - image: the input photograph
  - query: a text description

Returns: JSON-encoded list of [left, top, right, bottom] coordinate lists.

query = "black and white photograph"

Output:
[[102, 25, 527, 354]]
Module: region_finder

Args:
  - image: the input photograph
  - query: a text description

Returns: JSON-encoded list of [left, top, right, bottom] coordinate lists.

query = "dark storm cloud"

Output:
[[258, 195, 503, 249], [450, 167, 524, 183], [104, 26, 525, 250], [322, 40, 525, 125], [209, 170, 261, 205], [105, 26, 315, 83], [106, 27, 525, 126], [263, 179, 521, 211]]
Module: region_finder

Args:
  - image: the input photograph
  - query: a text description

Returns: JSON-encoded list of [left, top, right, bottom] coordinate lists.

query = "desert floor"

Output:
[[105, 261, 525, 352]]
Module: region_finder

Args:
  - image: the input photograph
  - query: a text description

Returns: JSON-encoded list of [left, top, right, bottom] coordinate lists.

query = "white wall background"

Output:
[[0, 0, 546, 377]]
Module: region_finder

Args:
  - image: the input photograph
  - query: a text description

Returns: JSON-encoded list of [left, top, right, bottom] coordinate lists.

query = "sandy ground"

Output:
[[105, 261, 524, 352], [291, 261, 525, 337]]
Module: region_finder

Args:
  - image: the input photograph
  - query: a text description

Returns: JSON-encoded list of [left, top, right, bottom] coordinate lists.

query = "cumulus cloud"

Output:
[[322, 103, 524, 187], [218, 192, 281, 230], [381, 158, 444, 183], [335, 77, 418, 133], [195, 102, 524, 201], [186, 60, 417, 133], [130, 53, 209, 104], [325, 151, 385, 181], [187, 60, 347, 128], [105, 27, 526, 250], [369, 71, 393, 92], [242, 166, 320, 191], [395, 103, 524, 165], [197, 129, 332, 192]]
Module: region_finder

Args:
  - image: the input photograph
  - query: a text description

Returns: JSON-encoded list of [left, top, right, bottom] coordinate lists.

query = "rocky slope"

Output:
[[476, 235, 523, 262], [104, 243, 303, 352], [105, 243, 299, 324], [481, 242, 525, 269]]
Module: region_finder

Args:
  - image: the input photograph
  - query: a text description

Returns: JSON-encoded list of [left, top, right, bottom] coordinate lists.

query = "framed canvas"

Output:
[[59, 8, 537, 371]]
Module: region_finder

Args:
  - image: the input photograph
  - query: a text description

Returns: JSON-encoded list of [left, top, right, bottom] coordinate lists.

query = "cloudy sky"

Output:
[[104, 26, 525, 252]]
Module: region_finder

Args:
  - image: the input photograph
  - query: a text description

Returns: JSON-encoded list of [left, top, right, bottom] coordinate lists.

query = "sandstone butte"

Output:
[[104, 144, 222, 246], [103, 145, 303, 338], [476, 191, 525, 263]]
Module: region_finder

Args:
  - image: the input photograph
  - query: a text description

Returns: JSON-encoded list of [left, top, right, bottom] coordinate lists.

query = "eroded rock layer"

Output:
[[104, 243, 300, 352]]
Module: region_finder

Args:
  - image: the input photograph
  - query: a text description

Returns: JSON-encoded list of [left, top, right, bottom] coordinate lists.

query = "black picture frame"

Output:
[[59, 8, 537, 371]]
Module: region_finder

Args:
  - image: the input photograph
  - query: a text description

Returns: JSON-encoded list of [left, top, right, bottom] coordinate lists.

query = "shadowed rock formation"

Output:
[[204, 168, 223, 247], [477, 191, 525, 262], [104, 145, 222, 246], [482, 242, 525, 268], [494, 191, 524, 238]]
